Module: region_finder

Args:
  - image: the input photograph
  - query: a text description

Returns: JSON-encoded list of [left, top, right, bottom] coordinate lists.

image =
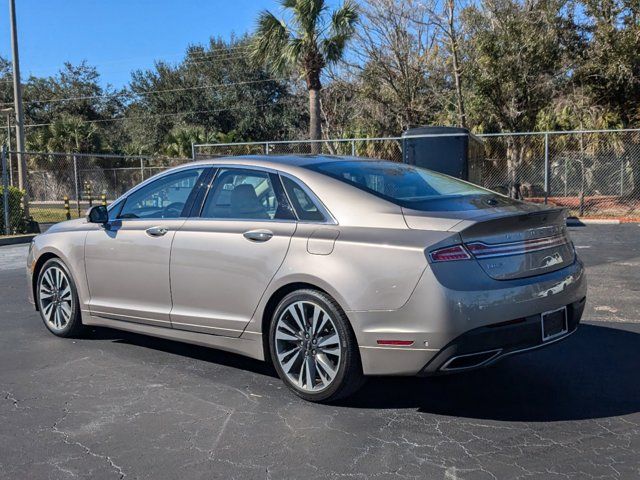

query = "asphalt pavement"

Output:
[[1, 224, 639, 479]]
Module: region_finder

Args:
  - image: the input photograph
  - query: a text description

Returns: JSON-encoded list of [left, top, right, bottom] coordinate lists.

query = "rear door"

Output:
[[169, 167, 297, 337]]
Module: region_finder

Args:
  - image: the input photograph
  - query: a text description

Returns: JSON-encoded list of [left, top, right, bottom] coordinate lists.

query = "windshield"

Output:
[[306, 160, 497, 209]]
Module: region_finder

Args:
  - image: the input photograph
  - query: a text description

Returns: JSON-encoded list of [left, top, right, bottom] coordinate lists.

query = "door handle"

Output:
[[243, 229, 273, 242], [146, 226, 168, 237]]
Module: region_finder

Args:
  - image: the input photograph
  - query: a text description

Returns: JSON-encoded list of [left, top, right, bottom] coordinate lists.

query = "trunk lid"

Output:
[[403, 202, 575, 280], [457, 208, 574, 280]]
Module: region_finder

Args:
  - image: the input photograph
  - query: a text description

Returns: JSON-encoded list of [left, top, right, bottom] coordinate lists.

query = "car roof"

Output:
[[186, 154, 386, 171]]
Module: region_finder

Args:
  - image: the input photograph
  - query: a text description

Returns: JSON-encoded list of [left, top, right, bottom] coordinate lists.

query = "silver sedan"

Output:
[[27, 156, 586, 402]]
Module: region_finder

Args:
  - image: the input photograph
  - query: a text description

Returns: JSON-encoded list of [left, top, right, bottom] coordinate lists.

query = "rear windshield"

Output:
[[306, 160, 498, 209]]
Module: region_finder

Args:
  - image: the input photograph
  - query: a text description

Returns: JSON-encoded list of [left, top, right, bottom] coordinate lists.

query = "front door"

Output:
[[85, 167, 207, 327], [170, 167, 297, 336]]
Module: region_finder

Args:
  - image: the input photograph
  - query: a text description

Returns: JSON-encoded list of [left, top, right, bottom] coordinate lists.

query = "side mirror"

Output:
[[87, 205, 109, 224]]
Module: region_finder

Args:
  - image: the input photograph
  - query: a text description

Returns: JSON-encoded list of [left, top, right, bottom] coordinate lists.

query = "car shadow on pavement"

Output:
[[87, 323, 639, 422], [342, 323, 640, 422], [87, 327, 278, 378]]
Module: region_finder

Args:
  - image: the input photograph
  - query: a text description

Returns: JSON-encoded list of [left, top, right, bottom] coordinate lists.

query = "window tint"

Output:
[[281, 176, 325, 222], [306, 160, 499, 211], [201, 169, 295, 221], [119, 168, 205, 219]]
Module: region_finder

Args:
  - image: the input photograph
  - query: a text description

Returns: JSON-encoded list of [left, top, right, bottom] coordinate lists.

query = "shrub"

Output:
[[0, 186, 27, 234]]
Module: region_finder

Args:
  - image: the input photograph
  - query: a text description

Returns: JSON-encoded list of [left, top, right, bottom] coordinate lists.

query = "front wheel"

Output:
[[269, 289, 364, 402], [36, 258, 85, 337]]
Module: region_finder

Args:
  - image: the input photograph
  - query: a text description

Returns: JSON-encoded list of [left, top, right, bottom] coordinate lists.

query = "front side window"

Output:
[[118, 168, 204, 219], [201, 169, 295, 220]]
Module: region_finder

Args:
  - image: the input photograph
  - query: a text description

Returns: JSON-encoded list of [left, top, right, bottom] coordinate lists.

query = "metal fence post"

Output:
[[563, 157, 568, 197], [620, 156, 625, 196], [351, 140, 355, 156], [140, 157, 145, 181], [191, 142, 196, 160], [265, 142, 270, 155], [73, 154, 80, 217], [544, 133, 550, 204], [2, 145, 9, 234]]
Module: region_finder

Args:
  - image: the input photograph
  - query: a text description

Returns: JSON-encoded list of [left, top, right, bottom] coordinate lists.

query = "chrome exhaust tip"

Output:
[[440, 349, 503, 372]]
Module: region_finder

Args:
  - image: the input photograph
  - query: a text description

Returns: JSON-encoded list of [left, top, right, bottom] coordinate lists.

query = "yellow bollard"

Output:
[[101, 193, 107, 207], [64, 195, 71, 220], [85, 182, 92, 207]]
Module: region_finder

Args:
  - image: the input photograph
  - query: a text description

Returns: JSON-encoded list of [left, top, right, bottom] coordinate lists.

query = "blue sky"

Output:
[[0, 0, 287, 88]]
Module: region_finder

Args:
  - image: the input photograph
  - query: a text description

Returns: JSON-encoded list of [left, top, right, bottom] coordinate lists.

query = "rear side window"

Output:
[[281, 176, 326, 222], [201, 168, 295, 221], [305, 160, 502, 211]]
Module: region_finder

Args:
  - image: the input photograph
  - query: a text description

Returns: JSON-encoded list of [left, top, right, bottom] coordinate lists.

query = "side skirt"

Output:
[[82, 312, 265, 361]]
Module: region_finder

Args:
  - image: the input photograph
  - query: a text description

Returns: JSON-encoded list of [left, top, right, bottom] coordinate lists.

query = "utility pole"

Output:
[[9, 0, 29, 217]]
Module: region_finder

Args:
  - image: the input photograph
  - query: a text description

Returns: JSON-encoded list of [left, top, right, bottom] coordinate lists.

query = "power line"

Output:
[[0, 46, 253, 87], [102, 44, 252, 65], [1, 76, 288, 106], [12, 46, 254, 79], [24, 102, 278, 128]]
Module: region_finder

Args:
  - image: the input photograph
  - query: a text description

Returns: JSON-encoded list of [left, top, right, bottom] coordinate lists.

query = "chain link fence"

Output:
[[1, 128, 638, 235], [2, 151, 191, 231], [195, 129, 640, 219]]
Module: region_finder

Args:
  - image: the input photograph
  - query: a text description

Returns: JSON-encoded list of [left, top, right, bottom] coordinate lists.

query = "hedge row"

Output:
[[0, 186, 27, 234]]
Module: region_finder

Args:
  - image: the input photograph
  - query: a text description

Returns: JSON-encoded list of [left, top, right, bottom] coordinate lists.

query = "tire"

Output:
[[36, 258, 85, 338], [269, 289, 364, 402]]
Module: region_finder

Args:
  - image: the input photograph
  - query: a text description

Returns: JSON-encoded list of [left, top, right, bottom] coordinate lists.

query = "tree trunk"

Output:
[[309, 88, 321, 154], [506, 136, 523, 198], [446, 0, 467, 128]]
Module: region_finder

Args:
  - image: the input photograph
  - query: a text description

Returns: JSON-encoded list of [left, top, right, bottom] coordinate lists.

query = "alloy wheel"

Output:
[[38, 266, 73, 331], [274, 300, 342, 392]]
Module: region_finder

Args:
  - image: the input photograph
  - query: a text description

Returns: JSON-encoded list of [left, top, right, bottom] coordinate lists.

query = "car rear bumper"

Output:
[[418, 295, 585, 375], [352, 257, 587, 376]]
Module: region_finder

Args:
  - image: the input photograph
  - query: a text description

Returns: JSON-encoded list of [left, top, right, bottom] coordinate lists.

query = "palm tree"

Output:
[[164, 126, 242, 158], [251, 0, 358, 146], [164, 126, 210, 158]]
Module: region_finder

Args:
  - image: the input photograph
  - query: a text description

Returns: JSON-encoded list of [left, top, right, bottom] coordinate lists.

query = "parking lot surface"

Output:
[[1, 224, 639, 479]]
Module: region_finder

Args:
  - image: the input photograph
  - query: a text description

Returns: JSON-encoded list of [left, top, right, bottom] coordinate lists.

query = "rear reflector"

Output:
[[429, 245, 471, 262], [376, 340, 415, 346]]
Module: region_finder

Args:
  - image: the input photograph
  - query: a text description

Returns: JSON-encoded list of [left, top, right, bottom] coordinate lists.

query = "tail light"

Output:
[[429, 245, 471, 262]]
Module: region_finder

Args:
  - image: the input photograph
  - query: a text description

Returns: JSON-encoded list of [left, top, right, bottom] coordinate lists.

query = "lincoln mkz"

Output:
[[27, 156, 586, 401]]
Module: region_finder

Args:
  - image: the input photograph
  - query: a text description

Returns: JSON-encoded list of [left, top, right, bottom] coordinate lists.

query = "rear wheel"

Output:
[[36, 258, 85, 337], [269, 289, 364, 402]]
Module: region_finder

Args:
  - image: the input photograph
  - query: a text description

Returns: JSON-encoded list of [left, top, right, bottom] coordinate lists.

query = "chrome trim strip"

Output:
[[106, 161, 338, 225], [360, 345, 439, 352], [438, 325, 578, 373], [497, 327, 577, 363], [440, 348, 503, 372], [90, 309, 172, 325], [170, 320, 244, 334], [466, 233, 570, 259]]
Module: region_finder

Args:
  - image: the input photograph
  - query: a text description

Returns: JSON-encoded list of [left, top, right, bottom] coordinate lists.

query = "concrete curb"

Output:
[[0, 234, 37, 246], [567, 218, 622, 226]]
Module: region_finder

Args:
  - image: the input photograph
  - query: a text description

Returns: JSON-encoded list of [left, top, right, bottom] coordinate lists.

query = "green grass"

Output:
[[29, 206, 83, 224]]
